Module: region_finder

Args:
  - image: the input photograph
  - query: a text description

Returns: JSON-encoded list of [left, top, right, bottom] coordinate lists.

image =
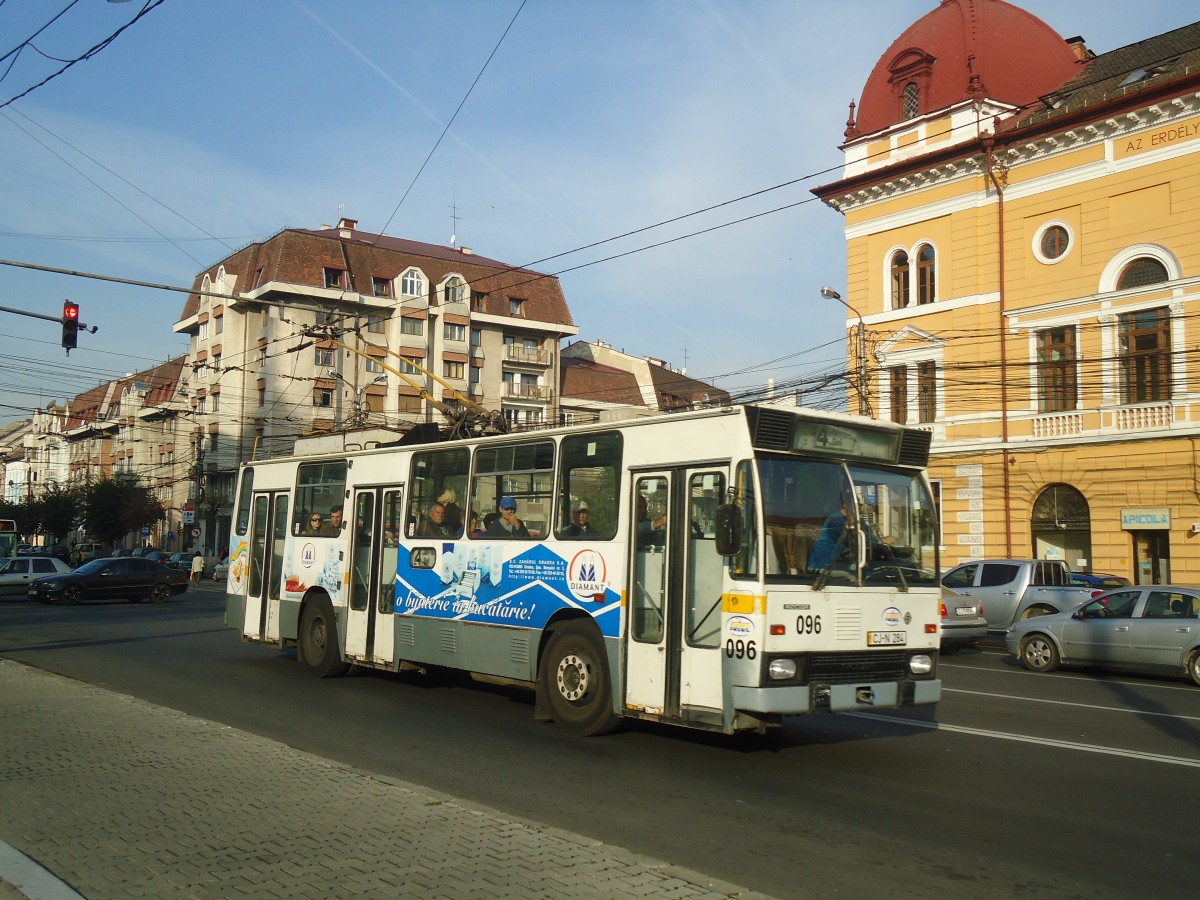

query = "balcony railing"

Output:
[[1115, 402, 1173, 431], [503, 383, 552, 402], [1032, 411, 1084, 439], [505, 345, 550, 366]]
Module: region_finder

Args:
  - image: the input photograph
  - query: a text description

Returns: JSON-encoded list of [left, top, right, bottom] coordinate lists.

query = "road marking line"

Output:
[[939, 661, 1200, 692], [943, 687, 1200, 722], [846, 712, 1200, 768]]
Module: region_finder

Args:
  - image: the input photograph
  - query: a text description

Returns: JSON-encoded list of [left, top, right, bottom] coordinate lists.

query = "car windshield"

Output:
[[74, 559, 108, 575], [757, 457, 938, 586], [0, 558, 18, 574]]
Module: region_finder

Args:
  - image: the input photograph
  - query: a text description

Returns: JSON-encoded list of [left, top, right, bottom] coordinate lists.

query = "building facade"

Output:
[[559, 340, 731, 423], [816, 1, 1200, 583], [173, 218, 578, 545]]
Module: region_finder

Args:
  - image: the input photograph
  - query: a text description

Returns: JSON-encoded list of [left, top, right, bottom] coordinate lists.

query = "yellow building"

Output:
[[815, 1, 1200, 584]]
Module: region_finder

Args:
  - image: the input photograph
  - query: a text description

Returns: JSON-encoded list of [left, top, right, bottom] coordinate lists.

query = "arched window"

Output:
[[1031, 484, 1092, 567], [1117, 257, 1169, 290], [890, 251, 911, 309], [916, 244, 936, 305], [400, 269, 424, 297], [903, 82, 920, 119]]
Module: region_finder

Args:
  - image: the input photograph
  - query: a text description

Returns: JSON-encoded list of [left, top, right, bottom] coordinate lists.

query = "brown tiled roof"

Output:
[[647, 365, 730, 410], [178, 226, 573, 328], [1007, 21, 1200, 130], [139, 358, 186, 409], [560, 357, 646, 407], [64, 383, 114, 430]]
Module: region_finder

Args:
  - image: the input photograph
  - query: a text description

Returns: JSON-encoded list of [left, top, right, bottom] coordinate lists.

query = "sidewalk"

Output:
[[0, 660, 771, 899]]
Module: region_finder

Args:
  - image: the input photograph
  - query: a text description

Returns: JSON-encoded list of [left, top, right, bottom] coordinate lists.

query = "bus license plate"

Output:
[[868, 631, 906, 646]]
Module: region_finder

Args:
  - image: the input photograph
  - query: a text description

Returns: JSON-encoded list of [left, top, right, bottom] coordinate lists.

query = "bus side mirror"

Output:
[[714, 504, 741, 556]]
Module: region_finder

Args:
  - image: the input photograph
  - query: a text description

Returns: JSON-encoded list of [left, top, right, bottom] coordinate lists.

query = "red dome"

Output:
[[853, 0, 1080, 137]]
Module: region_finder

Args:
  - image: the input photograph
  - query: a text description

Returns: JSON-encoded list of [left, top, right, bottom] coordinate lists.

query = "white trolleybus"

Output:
[[225, 403, 942, 735]]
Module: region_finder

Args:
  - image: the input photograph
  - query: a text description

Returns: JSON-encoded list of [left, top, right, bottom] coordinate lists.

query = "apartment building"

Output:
[[815, 1, 1200, 583], [173, 218, 578, 542]]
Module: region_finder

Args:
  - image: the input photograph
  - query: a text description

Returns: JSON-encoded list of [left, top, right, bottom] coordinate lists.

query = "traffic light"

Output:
[[61, 300, 79, 352]]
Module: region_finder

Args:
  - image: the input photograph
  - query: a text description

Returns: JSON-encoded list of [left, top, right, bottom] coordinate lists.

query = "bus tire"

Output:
[[299, 597, 349, 679], [540, 620, 619, 736]]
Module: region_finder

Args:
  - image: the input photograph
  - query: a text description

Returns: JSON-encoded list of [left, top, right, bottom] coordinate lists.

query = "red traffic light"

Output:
[[63, 301, 79, 320]]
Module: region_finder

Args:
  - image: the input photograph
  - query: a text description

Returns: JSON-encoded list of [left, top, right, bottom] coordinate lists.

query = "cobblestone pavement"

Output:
[[0, 660, 773, 899]]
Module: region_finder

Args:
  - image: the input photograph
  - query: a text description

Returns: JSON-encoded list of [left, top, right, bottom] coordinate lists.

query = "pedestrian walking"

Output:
[[190, 551, 204, 583]]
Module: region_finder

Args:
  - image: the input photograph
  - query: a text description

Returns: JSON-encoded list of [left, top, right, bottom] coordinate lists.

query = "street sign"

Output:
[[140, 526, 150, 537], [182, 507, 195, 525], [191, 527, 201, 538]]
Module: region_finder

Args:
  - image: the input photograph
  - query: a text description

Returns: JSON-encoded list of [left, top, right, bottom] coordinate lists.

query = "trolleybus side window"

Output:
[[471, 441, 554, 540], [687, 472, 725, 648], [408, 448, 469, 538], [632, 475, 667, 642], [380, 490, 403, 612], [728, 461, 758, 578], [556, 431, 621, 541], [293, 461, 347, 536], [235, 469, 254, 535]]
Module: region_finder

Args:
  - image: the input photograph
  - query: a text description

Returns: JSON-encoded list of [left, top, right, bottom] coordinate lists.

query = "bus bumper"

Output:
[[732, 678, 940, 714]]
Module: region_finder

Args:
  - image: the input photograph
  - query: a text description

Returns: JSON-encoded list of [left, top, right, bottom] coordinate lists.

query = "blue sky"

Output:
[[1, 0, 1195, 427]]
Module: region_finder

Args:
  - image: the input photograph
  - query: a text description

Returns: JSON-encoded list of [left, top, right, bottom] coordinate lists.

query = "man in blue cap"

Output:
[[487, 496, 530, 538]]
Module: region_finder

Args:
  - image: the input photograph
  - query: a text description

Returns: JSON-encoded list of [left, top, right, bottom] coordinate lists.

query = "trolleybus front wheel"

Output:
[[540, 620, 619, 736], [299, 597, 350, 679]]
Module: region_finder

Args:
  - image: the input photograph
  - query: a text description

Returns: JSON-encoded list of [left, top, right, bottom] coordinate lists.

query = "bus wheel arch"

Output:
[[298, 591, 350, 679], [538, 617, 619, 736]]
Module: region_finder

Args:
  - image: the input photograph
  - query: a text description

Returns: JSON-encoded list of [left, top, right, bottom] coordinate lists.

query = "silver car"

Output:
[[941, 587, 987, 653], [0, 555, 72, 594], [1006, 586, 1200, 686]]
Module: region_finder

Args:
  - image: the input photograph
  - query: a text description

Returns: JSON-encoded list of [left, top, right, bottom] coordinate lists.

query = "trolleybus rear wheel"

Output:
[[540, 620, 618, 736]]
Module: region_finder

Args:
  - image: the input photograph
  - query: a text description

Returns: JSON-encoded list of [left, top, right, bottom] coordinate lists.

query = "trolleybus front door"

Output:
[[345, 486, 403, 665], [244, 491, 289, 643], [626, 469, 726, 724]]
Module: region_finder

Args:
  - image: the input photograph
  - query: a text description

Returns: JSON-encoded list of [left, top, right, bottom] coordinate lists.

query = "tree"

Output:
[[37, 483, 81, 542], [82, 477, 165, 546]]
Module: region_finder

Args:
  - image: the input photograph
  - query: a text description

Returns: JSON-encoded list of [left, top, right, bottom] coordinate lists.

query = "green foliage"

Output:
[[82, 477, 165, 545], [37, 484, 81, 542]]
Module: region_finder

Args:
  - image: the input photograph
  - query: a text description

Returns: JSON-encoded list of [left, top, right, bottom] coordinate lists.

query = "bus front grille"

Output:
[[806, 650, 908, 685]]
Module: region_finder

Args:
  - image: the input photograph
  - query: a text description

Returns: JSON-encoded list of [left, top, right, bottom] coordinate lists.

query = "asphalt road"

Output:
[[2, 584, 1196, 898]]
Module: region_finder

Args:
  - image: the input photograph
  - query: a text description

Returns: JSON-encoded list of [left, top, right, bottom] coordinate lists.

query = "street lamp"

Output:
[[820, 286, 871, 417]]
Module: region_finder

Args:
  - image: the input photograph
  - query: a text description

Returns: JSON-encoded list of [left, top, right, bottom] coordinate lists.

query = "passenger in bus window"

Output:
[[305, 513, 325, 536], [416, 503, 452, 538], [477, 512, 498, 537], [438, 488, 463, 536], [565, 502, 597, 538], [320, 506, 344, 537], [488, 497, 530, 538], [636, 495, 666, 548]]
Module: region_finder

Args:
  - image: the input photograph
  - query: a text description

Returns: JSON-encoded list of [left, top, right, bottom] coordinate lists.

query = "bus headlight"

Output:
[[908, 654, 933, 675], [768, 658, 797, 680]]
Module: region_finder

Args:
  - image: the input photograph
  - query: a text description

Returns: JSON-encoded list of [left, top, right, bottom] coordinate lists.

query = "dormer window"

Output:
[[323, 267, 345, 289], [371, 276, 392, 298], [886, 50, 935, 122], [444, 276, 465, 304], [401, 268, 425, 297], [508, 297, 526, 317]]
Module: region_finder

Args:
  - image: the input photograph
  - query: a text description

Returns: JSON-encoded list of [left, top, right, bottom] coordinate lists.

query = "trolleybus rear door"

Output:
[[345, 486, 403, 664], [625, 469, 726, 723], [245, 491, 289, 642]]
